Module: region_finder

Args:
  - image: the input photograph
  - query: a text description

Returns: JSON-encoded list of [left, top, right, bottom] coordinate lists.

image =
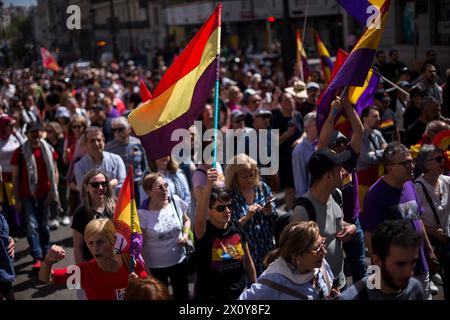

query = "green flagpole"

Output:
[[212, 3, 222, 169]]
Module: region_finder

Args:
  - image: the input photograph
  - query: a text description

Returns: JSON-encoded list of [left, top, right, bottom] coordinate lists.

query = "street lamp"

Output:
[[90, 8, 97, 62]]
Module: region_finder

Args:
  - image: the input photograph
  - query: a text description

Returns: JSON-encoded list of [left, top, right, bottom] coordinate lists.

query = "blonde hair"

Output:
[[225, 153, 260, 190], [264, 221, 320, 267], [84, 218, 116, 245]]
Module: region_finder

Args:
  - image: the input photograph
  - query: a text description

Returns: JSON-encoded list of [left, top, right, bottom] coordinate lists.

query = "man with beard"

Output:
[[356, 106, 387, 212], [338, 220, 425, 300], [415, 64, 443, 104], [361, 142, 439, 299]]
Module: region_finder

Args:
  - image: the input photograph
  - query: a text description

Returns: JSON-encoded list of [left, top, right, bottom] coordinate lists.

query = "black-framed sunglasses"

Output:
[[213, 203, 233, 212], [427, 156, 445, 163], [112, 127, 126, 133], [391, 159, 415, 168], [89, 181, 108, 189]]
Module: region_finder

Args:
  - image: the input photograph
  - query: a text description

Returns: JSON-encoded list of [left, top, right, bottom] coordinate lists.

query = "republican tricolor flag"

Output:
[[113, 166, 143, 272], [296, 29, 310, 82], [315, 31, 333, 85], [40, 47, 60, 72], [139, 78, 153, 102], [316, 0, 391, 134], [128, 4, 222, 161]]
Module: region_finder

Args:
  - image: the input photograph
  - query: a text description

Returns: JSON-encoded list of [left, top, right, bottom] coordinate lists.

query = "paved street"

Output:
[[13, 225, 77, 300]]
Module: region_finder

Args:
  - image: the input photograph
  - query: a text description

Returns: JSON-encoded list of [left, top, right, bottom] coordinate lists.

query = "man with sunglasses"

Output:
[[106, 117, 148, 206], [362, 142, 438, 299]]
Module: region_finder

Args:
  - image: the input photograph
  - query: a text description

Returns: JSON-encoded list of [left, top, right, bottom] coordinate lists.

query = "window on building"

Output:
[[396, 0, 415, 45], [435, 0, 450, 45]]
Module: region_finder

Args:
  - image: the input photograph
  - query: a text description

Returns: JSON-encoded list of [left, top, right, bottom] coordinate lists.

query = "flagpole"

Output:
[[372, 69, 409, 96], [299, 0, 310, 82], [128, 165, 135, 273], [212, 3, 222, 169]]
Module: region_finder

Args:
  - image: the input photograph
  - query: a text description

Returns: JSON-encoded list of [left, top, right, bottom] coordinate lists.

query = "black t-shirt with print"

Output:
[[71, 205, 113, 261], [194, 220, 249, 301]]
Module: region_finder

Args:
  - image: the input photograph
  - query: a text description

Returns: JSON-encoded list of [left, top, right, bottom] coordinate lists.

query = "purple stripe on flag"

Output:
[[337, 0, 374, 26], [321, 56, 334, 70], [330, 48, 376, 89], [316, 88, 336, 134], [356, 72, 381, 115], [138, 58, 218, 161]]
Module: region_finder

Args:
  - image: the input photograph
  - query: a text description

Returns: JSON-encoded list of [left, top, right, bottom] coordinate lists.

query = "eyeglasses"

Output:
[[213, 203, 233, 212], [309, 238, 327, 256], [249, 99, 261, 104], [390, 159, 415, 168], [112, 127, 126, 133], [427, 156, 445, 163], [72, 125, 83, 129], [154, 183, 168, 191], [89, 181, 108, 189]]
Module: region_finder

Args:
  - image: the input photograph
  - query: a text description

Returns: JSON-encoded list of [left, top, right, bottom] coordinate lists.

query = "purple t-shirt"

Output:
[[362, 179, 428, 275], [342, 146, 360, 222]]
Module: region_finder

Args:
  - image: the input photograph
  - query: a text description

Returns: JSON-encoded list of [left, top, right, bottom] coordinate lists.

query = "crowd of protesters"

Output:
[[0, 46, 450, 301]]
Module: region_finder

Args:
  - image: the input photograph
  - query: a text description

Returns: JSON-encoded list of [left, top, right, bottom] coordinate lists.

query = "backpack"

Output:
[[274, 189, 343, 246]]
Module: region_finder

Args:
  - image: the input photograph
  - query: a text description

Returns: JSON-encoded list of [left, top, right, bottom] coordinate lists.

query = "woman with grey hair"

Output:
[[414, 144, 450, 299]]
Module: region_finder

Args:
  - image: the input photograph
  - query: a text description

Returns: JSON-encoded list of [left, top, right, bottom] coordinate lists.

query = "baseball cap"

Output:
[[308, 148, 351, 180], [26, 122, 43, 133], [55, 106, 70, 119], [398, 81, 412, 90], [253, 108, 272, 118], [306, 82, 320, 91], [231, 109, 245, 122], [92, 104, 105, 112]]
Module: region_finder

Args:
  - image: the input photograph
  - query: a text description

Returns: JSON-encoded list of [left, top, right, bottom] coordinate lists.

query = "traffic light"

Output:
[[96, 40, 107, 47], [267, 16, 276, 23]]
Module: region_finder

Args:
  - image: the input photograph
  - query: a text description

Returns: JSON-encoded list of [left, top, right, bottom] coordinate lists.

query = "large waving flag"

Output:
[[128, 4, 221, 161], [337, 0, 386, 26], [296, 29, 310, 82], [139, 78, 152, 102], [40, 47, 60, 72], [316, 0, 390, 133], [315, 31, 333, 85], [113, 166, 143, 272]]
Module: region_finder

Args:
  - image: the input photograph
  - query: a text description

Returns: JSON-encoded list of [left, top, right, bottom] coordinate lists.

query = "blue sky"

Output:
[[3, 0, 36, 7]]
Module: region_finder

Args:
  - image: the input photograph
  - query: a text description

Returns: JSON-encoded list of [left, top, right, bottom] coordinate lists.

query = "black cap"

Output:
[[26, 122, 43, 133], [308, 148, 351, 180], [92, 104, 105, 112]]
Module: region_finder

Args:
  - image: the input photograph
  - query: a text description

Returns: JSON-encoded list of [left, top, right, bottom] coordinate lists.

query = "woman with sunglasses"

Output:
[[225, 154, 277, 275], [138, 172, 191, 300], [72, 170, 116, 265], [415, 144, 450, 299], [194, 168, 257, 301], [239, 221, 336, 300]]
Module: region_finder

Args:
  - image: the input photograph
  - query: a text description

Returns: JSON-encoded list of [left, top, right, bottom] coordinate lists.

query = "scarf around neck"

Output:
[[22, 138, 59, 202]]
